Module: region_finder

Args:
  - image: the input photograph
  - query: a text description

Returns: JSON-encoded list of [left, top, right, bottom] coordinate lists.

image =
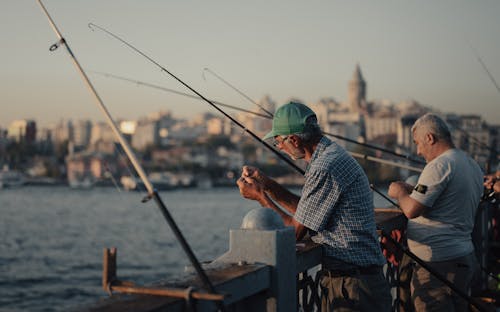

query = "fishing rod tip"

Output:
[[201, 68, 211, 80], [88, 23, 99, 31]]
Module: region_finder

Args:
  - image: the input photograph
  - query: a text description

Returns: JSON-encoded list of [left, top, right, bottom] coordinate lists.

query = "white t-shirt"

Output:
[[408, 148, 483, 261]]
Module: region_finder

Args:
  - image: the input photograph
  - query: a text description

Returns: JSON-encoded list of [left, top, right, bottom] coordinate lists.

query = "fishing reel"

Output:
[[481, 188, 497, 204]]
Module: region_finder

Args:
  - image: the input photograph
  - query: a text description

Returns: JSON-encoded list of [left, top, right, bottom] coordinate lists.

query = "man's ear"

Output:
[[288, 135, 300, 147], [426, 133, 436, 145]]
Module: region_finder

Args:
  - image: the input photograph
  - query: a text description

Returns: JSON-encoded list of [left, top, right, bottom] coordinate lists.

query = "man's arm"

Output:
[[237, 176, 307, 240], [241, 165, 300, 216], [388, 181, 428, 219]]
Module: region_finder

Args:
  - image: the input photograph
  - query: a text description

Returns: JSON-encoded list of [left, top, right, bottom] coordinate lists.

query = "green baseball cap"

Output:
[[263, 101, 316, 140]]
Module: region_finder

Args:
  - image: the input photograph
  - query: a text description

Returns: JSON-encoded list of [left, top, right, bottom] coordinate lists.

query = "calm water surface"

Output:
[[0, 185, 391, 311]]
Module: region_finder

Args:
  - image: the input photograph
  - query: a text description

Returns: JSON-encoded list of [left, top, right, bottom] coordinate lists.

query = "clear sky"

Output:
[[1, 1, 499, 129]]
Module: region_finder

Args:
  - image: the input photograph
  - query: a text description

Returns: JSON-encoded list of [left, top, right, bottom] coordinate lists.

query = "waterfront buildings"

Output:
[[1, 65, 498, 184]]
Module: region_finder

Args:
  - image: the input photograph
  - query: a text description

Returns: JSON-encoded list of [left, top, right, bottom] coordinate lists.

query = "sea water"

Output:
[[0, 185, 391, 311]]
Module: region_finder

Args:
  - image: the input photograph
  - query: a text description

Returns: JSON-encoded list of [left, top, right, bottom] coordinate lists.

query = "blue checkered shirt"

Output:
[[294, 137, 386, 267]]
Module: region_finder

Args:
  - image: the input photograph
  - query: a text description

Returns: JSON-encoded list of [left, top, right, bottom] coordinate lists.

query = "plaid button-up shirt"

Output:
[[294, 137, 386, 267]]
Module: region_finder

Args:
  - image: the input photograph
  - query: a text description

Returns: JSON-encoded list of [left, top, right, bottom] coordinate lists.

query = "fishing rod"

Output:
[[88, 23, 306, 176], [200, 67, 474, 304], [202, 67, 275, 118], [379, 227, 489, 312], [370, 184, 399, 207], [35, 2, 224, 306], [460, 41, 499, 163], [351, 152, 422, 172], [371, 185, 490, 312], [92, 71, 424, 172], [93, 69, 425, 166], [201, 68, 425, 165], [86, 26, 421, 245], [467, 40, 500, 96], [88, 24, 491, 311], [325, 132, 425, 165], [90, 71, 271, 119]]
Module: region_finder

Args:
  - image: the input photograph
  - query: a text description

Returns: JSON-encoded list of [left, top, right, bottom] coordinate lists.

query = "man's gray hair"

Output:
[[412, 113, 452, 143], [295, 115, 322, 143]]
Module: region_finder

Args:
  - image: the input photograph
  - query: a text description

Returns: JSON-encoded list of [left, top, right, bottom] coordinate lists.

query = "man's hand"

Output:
[[494, 180, 500, 194], [484, 174, 499, 191], [388, 181, 412, 199], [236, 176, 265, 202], [241, 165, 269, 188], [380, 229, 404, 267]]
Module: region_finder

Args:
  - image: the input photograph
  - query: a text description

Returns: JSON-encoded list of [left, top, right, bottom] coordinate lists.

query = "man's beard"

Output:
[[288, 146, 305, 160]]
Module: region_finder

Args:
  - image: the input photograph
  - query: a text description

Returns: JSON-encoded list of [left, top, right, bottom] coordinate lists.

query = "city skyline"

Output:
[[1, 1, 499, 129]]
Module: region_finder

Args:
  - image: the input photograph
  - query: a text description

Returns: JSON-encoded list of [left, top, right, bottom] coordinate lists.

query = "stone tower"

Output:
[[348, 64, 366, 113]]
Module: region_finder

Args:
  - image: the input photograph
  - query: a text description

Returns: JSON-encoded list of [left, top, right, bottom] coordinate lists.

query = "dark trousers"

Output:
[[319, 267, 392, 312]]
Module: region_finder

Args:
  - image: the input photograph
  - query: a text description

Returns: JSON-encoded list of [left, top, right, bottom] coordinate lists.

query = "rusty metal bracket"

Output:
[[102, 248, 226, 302]]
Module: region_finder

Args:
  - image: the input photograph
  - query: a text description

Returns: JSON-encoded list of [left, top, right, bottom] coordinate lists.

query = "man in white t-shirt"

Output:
[[388, 113, 483, 312]]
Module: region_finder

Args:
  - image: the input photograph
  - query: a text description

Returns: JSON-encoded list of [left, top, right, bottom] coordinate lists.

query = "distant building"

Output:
[[72, 120, 92, 148], [66, 150, 118, 186], [309, 97, 347, 132], [397, 115, 419, 155], [119, 120, 137, 144], [36, 127, 54, 155], [237, 95, 276, 137], [90, 122, 115, 145], [131, 111, 177, 151], [363, 102, 398, 141], [207, 116, 232, 136], [364, 115, 398, 142], [445, 114, 491, 166], [53, 120, 73, 146], [348, 64, 366, 114], [7, 119, 36, 143]]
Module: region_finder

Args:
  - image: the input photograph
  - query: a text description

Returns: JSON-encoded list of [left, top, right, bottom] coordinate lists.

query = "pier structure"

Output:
[[85, 207, 411, 312]]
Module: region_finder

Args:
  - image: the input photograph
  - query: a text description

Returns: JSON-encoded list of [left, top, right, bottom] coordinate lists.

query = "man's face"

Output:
[[412, 128, 430, 161], [274, 135, 305, 160]]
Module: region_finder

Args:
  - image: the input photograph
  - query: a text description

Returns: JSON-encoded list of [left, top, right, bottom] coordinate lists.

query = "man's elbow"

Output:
[[294, 222, 307, 241], [404, 203, 425, 219], [405, 209, 421, 219]]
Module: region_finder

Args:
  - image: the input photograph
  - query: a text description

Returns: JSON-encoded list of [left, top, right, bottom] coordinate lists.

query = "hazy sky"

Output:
[[1, 1, 499, 128]]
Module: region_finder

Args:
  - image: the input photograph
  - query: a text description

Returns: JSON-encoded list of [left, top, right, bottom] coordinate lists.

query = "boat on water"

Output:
[[68, 175, 95, 189], [0, 167, 25, 189], [120, 172, 195, 191]]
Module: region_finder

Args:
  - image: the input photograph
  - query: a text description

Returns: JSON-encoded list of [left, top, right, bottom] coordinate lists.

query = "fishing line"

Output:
[[467, 40, 500, 96], [379, 226, 489, 312], [371, 185, 490, 312], [87, 27, 424, 266], [87, 23, 490, 311], [92, 69, 425, 167], [90, 71, 271, 119], [202, 67, 275, 118], [92, 70, 423, 172], [103, 161, 122, 193], [88, 23, 306, 176], [36, 2, 224, 304], [200, 53, 480, 308], [201, 68, 425, 165]]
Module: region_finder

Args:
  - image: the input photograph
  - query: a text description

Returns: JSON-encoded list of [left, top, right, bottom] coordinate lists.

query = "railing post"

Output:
[[213, 208, 297, 312]]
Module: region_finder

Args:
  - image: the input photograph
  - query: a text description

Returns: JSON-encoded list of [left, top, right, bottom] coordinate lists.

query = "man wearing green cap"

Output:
[[237, 101, 391, 311]]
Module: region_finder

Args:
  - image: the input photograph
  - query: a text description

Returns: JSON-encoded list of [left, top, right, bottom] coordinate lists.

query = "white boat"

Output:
[[68, 176, 95, 189], [120, 172, 182, 191], [0, 168, 26, 188]]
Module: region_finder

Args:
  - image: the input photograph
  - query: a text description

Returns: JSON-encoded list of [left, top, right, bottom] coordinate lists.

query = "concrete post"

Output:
[[213, 207, 297, 312]]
